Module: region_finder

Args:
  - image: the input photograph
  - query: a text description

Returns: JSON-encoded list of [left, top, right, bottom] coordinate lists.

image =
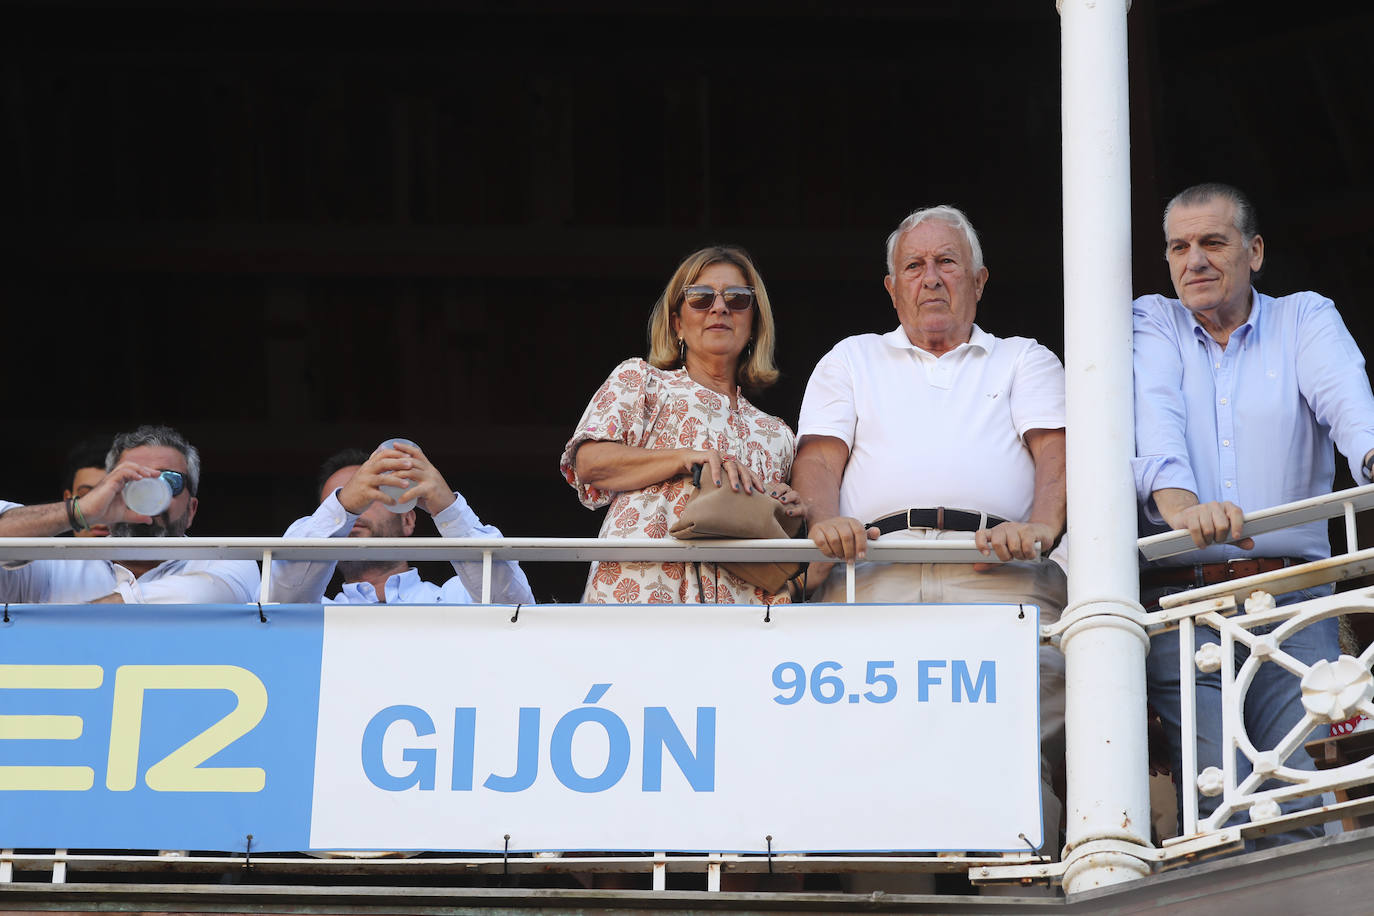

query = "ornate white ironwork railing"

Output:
[[1133, 482, 1374, 862], [1159, 586, 1374, 840]]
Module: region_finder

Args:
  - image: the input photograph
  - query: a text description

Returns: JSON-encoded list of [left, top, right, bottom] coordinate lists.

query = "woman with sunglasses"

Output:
[[561, 245, 801, 605]]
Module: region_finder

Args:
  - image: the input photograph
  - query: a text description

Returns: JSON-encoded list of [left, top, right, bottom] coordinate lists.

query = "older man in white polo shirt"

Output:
[[793, 204, 1068, 855]]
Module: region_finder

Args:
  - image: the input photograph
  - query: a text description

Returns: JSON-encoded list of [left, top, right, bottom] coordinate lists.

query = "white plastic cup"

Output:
[[123, 476, 172, 517], [377, 437, 419, 513]]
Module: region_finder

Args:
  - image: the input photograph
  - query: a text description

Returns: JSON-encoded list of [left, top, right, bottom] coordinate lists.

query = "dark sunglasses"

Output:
[[157, 469, 190, 497], [682, 285, 756, 311]]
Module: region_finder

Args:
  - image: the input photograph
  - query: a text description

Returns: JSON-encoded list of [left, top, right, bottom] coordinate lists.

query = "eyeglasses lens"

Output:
[[160, 470, 187, 497], [683, 286, 755, 311]]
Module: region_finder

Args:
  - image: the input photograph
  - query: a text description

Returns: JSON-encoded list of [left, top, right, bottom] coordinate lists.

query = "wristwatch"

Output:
[[1364, 452, 1374, 483]]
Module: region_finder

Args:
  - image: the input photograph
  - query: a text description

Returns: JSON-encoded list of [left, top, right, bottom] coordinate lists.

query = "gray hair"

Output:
[[1163, 182, 1260, 242], [106, 425, 201, 496], [885, 205, 985, 276]]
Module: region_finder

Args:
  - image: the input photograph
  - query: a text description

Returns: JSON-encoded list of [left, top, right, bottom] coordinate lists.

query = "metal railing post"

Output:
[[1180, 616, 1200, 837], [260, 549, 273, 604], [652, 851, 666, 890]]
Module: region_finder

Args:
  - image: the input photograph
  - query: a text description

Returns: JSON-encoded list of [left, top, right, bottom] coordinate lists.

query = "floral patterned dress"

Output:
[[562, 358, 796, 605]]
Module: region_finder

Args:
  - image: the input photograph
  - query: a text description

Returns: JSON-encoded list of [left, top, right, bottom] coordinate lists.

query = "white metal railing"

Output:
[[9, 480, 1372, 602], [1006, 481, 1374, 886], [7, 482, 1374, 890], [1163, 586, 1374, 841], [0, 533, 1019, 890], [0, 536, 997, 607], [1131, 482, 1374, 868], [1138, 483, 1374, 562]]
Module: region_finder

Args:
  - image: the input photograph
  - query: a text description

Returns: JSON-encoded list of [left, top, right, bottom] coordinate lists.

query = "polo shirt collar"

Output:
[[882, 324, 994, 357]]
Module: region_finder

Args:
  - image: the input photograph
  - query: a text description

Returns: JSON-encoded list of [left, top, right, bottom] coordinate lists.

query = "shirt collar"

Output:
[[340, 567, 421, 603], [128, 536, 190, 580], [1188, 287, 1260, 346], [882, 324, 994, 357]]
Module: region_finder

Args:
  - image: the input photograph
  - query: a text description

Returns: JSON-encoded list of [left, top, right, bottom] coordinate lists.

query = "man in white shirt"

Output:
[[270, 442, 533, 605], [793, 204, 1068, 855], [0, 425, 260, 604]]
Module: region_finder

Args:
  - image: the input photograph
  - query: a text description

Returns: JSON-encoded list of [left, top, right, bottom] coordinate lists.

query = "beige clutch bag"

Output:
[[668, 464, 804, 593]]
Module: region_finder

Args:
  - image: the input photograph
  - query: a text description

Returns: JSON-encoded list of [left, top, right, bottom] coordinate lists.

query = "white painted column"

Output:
[[1057, 0, 1154, 894]]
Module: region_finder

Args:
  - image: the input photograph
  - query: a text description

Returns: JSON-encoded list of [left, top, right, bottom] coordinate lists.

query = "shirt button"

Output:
[[1225, 481, 1233, 488], [1222, 439, 1231, 446], [1219, 398, 1228, 405], [1215, 363, 1221, 369]]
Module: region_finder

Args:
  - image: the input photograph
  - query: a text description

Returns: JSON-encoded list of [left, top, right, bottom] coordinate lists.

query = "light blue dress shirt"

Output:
[[1133, 289, 1374, 564], [270, 490, 534, 605], [331, 566, 475, 605]]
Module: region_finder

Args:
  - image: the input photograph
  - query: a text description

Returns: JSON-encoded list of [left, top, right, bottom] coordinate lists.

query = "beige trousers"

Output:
[[814, 540, 1068, 859]]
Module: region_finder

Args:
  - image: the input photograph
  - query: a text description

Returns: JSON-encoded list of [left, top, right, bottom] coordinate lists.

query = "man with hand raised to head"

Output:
[[270, 441, 533, 605]]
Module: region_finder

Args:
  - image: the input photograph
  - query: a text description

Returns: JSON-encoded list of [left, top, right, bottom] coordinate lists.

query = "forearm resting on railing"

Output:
[[792, 434, 874, 562], [1152, 487, 1253, 550], [574, 441, 761, 494], [0, 502, 75, 537]]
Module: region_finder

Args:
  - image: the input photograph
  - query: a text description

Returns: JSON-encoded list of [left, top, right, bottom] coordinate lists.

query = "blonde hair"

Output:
[[645, 245, 780, 390]]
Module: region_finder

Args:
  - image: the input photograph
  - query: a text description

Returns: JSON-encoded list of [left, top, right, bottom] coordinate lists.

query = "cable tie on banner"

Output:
[[510, 605, 521, 624], [243, 834, 253, 871], [763, 606, 771, 624], [3, 603, 8, 623], [765, 835, 774, 873], [257, 603, 268, 624], [503, 834, 511, 877], [1018, 604, 1026, 620]]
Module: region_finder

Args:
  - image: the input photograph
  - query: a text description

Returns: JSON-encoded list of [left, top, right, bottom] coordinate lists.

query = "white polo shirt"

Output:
[[797, 325, 1066, 527], [0, 500, 261, 604]]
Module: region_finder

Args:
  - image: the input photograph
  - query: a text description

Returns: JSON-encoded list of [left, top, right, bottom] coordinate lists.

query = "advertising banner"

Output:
[[1, 601, 1041, 853]]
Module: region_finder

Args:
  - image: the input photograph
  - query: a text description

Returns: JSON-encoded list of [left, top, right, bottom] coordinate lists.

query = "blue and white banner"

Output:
[[1, 602, 1041, 853]]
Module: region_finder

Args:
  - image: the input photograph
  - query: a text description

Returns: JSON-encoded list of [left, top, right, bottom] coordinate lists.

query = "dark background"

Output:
[[4, 0, 1373, 603]]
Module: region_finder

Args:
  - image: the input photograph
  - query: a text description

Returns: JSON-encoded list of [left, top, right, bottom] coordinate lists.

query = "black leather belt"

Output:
[[1140, 557, 1303, 590], [867, 507, 1010, 535]]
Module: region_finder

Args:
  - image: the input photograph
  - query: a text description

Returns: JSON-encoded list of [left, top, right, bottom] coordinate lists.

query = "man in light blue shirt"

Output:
[[1133, 182, 1374, 846], [270, 442, 533, 606]]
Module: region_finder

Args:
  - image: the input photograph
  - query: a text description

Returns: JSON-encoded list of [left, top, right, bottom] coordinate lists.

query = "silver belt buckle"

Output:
[[904, 508, 939, 530]]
